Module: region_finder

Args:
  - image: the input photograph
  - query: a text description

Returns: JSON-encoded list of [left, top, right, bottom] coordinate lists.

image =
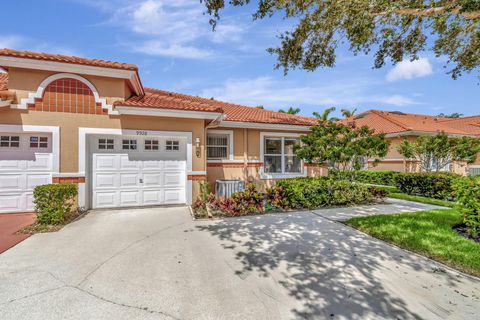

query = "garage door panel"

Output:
[[0, 133, 53, 213], [164, 161, 186, 170], [0, 194, 24, 212], [142, 173, 163, 187], [119, 191, 140, 206], [95, 173, 118, 189], [0, 159, 25, 171], [91, 136, 187, 209], [26, 174, 51, 190], [164, 189, 184, 204], [26, 193, 35, 211], [164, 172, 184, 187], [142, 190, 163, 205], [0, 174, 24, 191], [94, 191, 117, 208], [94, 155, 118, 171], [120, 173, 140, 188], [26, 154, 53, 171], [120, 155, 140, 170], [142, 160, 164, 170]]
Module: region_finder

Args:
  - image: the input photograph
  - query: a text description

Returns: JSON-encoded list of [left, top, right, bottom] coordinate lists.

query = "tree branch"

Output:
[[373, 6, 480, 20]]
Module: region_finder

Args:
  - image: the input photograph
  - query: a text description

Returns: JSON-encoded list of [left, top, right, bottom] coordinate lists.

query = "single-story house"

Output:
[[339, 110, 480, 175], [0, 49, 325, 213]]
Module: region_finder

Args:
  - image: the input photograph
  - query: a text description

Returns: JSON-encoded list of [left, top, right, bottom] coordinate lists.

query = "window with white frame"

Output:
[[122, 139, 137, 150], [0, 135, 20, 148], [207, 133, 229, 159], [263, 137, 302, 174], [166, 140, 179, 151], [98, 138, 114, 150], [145, 139, 159, 151], [29, 136, 48, 148]]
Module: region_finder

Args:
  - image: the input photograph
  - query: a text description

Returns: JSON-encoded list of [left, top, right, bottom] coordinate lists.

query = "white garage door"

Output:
[[90, 135, 187, 209], [0, 133, 53, 213]]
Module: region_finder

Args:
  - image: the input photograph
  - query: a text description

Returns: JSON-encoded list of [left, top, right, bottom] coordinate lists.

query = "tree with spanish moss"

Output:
[[202, 0, 480, 79]]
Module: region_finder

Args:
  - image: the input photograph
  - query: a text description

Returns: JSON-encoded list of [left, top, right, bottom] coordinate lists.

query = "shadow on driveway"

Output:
[[196, 211, 478, 319]]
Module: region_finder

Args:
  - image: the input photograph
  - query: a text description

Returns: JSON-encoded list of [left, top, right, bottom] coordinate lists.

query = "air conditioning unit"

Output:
[[216, 180, 245, 198]]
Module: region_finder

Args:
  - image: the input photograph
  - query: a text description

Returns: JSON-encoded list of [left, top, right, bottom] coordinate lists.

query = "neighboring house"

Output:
[[340, 110, 480, 175], [0, 49, 324, 214]]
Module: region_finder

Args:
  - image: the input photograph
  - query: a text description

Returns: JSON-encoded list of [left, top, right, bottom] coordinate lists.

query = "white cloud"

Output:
[[89, 0, 245, 59], [0, 35, 25, 49], [380, 95, 418, 106], [201, 76, 420, 109], [133, 41, 212, 59], [386, 58, 433, 81]]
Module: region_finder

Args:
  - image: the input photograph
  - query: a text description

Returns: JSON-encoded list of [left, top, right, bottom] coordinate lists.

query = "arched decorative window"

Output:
[[29, 77, 106, 114]]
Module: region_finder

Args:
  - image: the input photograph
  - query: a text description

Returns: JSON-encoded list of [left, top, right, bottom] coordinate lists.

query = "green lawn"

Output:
[[346, 209, 480, 277], [387, 192, 456, 208]]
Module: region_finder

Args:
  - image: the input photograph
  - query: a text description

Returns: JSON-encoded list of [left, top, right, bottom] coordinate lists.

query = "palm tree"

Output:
[[313, 107, 338, 121], [341, 108, 357, 118], [279, 107, 301, 114]]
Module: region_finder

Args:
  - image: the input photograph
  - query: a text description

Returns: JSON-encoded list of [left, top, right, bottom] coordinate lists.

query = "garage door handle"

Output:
[[139, 179, 143, 183]]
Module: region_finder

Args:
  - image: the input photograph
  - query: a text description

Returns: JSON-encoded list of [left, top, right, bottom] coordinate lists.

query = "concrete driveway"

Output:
[[0, 203, 479, 320]]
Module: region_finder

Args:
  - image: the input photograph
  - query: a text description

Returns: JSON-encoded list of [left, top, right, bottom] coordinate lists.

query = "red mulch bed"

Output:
[[0, 213, 36, 253]]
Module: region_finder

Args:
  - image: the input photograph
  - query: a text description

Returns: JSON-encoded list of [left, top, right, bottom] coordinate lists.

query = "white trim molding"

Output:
[[221, 121, 312, 132], [206, 129, 234, 161], [115, 106, 222, 120], [0, 124, 60, 174], [78, 127, 194, 208], [259, 132, 307, 180], [188, 171, 207, 175], [52, 172, 85, 178], [0, 55, 143, 95], [11, 73, 118, 114]]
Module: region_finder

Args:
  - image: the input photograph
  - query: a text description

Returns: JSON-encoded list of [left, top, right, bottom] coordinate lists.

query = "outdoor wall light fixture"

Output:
[[195, 137, 201, 157]]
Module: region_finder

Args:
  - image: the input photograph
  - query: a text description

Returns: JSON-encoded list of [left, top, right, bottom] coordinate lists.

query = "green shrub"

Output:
[[394, 172, 460, 200], [33, 184, 78, 225], [328, 169, 400, 186], [454, 177, 480, 237], [276, 177, 376, 209]]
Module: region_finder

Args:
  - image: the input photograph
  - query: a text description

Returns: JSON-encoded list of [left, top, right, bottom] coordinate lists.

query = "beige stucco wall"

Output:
[[205, 127, 327, 195], [7, 67, 130, 103], [0, 109, 206, 173]]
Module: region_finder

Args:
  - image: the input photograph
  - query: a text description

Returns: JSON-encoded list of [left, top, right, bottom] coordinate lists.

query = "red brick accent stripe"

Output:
[[207, 162, 263, 168], [52, 177, 85, 184], [187, 175, 207, 180]]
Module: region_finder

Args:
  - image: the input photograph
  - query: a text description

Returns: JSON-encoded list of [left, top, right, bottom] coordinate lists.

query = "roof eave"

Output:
[[115, 105, 222, 120], [0, 55, 144, 96], [220, 120, 312, 131]]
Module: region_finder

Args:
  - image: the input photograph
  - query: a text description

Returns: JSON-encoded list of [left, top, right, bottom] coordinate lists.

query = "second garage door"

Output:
[[90, 136, 187, 209]]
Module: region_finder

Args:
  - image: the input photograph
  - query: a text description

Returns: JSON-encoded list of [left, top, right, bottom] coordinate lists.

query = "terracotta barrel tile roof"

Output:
[[117, 88, 318, 126], [340, 110, 480, 136], [0, 73, 7, 91], [0, 48, 138, 71], [115, 88, 224, 113]]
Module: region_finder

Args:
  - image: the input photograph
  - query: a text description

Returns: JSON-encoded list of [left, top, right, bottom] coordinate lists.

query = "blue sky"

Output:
[[1, 0, 478, 118]]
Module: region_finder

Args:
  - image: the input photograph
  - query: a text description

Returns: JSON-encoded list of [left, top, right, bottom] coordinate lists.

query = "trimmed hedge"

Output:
[[454, 176, 480, 236], [394, 172, 460, 200], [328, 169, 399, 186], [276, 177, 377, 209], [33, 183, 78, 225]]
